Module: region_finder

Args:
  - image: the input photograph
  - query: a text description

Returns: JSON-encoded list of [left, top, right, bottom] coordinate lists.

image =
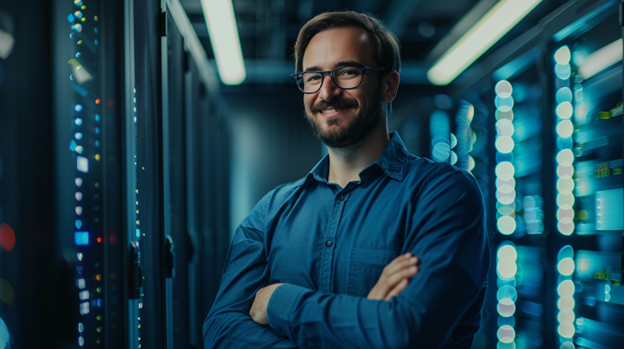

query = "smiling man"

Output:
[[204, 11, 489, 349]]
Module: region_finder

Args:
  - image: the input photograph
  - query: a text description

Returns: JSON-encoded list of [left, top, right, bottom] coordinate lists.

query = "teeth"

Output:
[[322, 109, 337, 113]]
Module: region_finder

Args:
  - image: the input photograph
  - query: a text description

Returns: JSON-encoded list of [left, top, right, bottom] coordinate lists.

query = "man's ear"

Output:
[[383, 70, 400, 103]]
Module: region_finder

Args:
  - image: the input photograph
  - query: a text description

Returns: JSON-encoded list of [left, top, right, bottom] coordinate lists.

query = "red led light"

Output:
[[97, 237, 102, 243], [0, 223, 16, 252], [95, 98, 101, 104]]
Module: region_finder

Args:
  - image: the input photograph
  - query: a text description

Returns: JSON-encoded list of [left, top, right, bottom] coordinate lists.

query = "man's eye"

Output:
[[339, 69, 359, 76], [306, 75, 321, 82]]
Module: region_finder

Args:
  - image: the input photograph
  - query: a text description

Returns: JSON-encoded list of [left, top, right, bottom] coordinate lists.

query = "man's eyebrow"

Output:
[[303, 61, 365, 72]]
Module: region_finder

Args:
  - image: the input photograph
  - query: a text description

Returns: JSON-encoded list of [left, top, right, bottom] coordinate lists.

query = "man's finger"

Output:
[[384, 256, 419, 277], [385, 278, 409, 301], [385, 265, 418, 287]]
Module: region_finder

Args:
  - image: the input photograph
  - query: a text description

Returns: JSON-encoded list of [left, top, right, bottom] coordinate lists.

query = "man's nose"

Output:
[[318, 74, 342, 102]]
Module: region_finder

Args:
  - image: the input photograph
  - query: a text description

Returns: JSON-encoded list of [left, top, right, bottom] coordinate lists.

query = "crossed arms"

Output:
[[203, 169, 489, 349]]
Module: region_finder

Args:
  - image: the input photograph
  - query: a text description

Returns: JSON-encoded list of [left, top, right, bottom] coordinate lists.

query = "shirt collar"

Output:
[[307, 131, 409, 183]]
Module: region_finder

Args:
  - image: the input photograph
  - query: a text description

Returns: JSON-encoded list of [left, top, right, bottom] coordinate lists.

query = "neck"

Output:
[[326, 121, 390, 188]]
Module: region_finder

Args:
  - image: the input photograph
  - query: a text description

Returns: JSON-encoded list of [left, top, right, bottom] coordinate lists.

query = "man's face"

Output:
[[302, 27, 385, 148]]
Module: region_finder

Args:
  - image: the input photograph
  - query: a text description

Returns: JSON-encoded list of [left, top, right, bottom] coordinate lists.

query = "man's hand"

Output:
[[368, 253, 419, 301], [250, 283, 284, 325]]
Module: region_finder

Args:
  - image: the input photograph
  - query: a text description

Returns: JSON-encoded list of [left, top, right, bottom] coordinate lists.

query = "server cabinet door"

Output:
[[125, 0, 168, 347]]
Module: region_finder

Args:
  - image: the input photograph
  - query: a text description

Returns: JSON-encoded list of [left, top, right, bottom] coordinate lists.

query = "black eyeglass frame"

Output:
[[290, 64, 390, 94]]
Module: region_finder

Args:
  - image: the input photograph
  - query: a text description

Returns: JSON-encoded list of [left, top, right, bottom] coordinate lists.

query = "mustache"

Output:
[[310, 98, 358, 113]]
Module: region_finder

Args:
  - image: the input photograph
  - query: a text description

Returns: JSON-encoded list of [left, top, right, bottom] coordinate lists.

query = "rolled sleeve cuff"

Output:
[[267, 283, 307, 338]]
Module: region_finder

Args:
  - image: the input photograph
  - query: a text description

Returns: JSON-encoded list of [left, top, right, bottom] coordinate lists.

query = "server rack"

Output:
[[55, 0, 128, 347], [545, 2, 624, 347], [457, 0, 624, 348]]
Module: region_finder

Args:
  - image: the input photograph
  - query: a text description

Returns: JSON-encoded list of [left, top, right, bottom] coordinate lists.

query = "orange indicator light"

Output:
[[97, 237, 102, 243], [95, 98, 100, 104]]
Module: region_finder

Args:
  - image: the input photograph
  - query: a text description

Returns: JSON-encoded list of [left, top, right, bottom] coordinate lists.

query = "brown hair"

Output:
[[294, 11, 401, 74]]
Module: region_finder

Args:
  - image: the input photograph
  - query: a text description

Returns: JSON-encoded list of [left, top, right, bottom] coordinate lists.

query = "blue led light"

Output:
[[97, 299, 102, 307], [75, 118, 83, 126], [95, 127, 100, 134], [95, 114, 100, 121], [76, 220, 82, 229], [555, 64, 571, 80], [556, 87, 573, 104], [95, 140, 100, 147], [94, 28, 98, 34], [136, 229, 141, 238], [74, 231, 89, 245], [76, 52, 81, 58], [75, 132, 83, 140], [67, 14, 75, 23], [94, 40, 98, 46], [69, 140, 77, 152], [75, 104, 83, 112]]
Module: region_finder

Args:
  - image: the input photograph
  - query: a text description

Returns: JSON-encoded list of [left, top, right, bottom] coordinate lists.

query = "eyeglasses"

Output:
[[290, 65, 388, 94]]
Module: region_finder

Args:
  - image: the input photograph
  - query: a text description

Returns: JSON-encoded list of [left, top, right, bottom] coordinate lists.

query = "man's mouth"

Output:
[[320, 107, 350, 114]]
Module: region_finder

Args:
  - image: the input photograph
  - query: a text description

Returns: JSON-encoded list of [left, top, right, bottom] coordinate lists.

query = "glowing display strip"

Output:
[[578, 38, 623, 80], [200, 0, 246, 85], [427, 0, 542, 86], [74, 231, 90, 245]]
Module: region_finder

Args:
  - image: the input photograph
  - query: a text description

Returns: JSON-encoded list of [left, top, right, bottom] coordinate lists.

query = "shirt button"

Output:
[[337, 195, 344, 201], [326, 240, 333, 247]]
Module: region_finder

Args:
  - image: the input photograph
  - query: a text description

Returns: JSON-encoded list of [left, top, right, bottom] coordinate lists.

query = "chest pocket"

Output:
[[348, 247, 400, 297]]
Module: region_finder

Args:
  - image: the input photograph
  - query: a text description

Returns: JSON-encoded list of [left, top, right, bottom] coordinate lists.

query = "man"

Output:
[[204, 11, 489, 349]]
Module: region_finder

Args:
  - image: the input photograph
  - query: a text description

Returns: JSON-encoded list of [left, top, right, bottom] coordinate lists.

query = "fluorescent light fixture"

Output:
[[427, 0, 542, 86], [578, 38, 623, 80], [201, 0, 246, 85]]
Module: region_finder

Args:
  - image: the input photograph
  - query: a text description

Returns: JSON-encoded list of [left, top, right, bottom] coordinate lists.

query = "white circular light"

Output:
[[560, 342, 575, 349], [556, 102, 573, 119], [496, 109, 514, 121], [556, 149, 575, 166], [496, 162, 515, 181], [498, 302, 516, 317], [497, 325, 516, 343], [557, 178, 575, 194], [468, 156, 476, 171], [558, 296, 575, 310], [497, 185, 514, 194], [557, 120, 574, 138], [555, 46, 571, 65], [558, 258, 575, 276], [557, 165, 574, 178], [496, 119, 515, 137], [495, 96, 514, 112], [558, 280, 575, 296], [558, 221, 575, 235], [497, 216, 516, 235], [557, 194, 575, 209], [558, 310, 575, 324], [497, 245, 517, 261], [496, 80, 513, 98], [558, 323, 575, 338], [557, 208, 574, 221], [497, 260, 517, 279], [496, 136, 515, 153]]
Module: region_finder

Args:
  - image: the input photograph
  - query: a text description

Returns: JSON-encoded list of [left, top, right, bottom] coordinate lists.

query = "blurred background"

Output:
[[0, 0, 623, 348]]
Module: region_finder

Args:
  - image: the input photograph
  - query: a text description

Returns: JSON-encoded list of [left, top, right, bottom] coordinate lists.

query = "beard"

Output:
[[305, 89, 384, 148]]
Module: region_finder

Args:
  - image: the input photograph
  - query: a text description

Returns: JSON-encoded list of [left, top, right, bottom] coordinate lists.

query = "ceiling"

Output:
[[179, 0, 571, 87]]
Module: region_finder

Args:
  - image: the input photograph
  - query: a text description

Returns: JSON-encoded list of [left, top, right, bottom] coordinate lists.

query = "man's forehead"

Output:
[[302, 27, 374, 70]]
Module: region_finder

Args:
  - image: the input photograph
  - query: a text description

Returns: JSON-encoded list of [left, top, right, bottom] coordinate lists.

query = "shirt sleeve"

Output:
[[266, 168, 490, 349], [203, 192, 298, 349]]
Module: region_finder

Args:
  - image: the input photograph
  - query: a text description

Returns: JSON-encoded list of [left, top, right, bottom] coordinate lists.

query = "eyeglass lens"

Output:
[[297, 66, 363, 93]]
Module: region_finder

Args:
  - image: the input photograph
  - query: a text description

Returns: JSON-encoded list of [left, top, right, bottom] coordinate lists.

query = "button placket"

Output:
[[319, 192, 348, 293]]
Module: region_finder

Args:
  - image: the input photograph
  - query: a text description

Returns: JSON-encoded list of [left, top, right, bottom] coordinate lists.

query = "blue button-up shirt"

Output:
[[204, 132, 489, 349]]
